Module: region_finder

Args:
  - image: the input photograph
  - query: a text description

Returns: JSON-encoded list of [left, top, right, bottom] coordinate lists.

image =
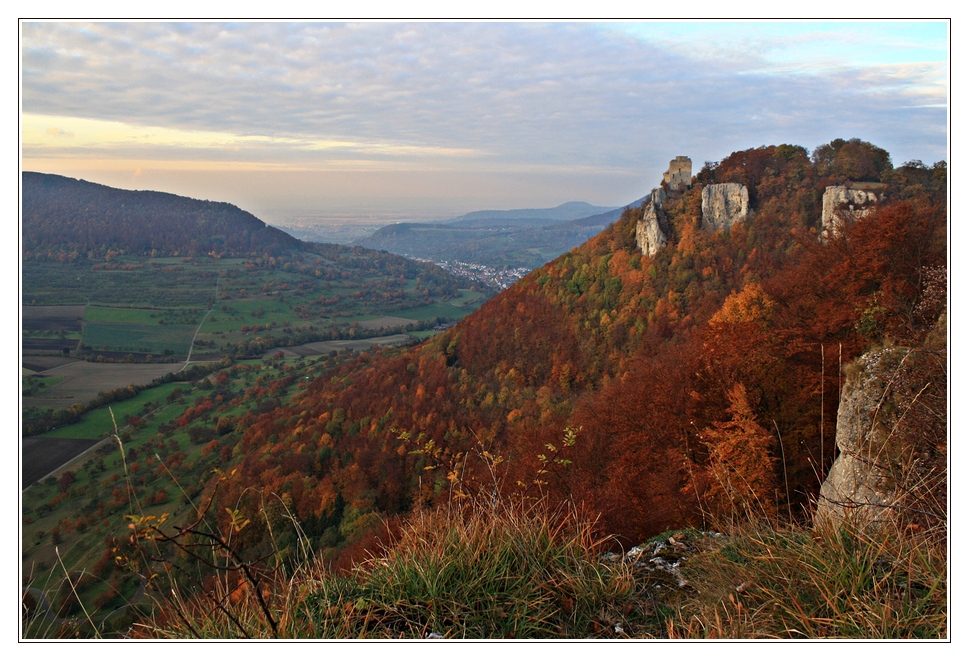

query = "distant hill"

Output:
[[449, 201, 618, 229], [355, 196, 648, 269], [22, 172, 301, 258]]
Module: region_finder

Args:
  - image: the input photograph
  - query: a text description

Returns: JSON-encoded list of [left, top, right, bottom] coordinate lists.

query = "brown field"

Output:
[[22, 437, 103, 487], [357, 316, 416, 330], [22, 338, 80, 353], [22, 356, 79, 372], [22, 361, 179, 411], [22, 305, 85, 332]]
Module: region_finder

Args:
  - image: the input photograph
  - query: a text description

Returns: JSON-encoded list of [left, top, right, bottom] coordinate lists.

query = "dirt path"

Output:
[[180, 274, 219, 371]]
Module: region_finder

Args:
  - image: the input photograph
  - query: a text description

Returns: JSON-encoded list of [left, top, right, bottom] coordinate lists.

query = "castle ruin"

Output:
[[663, 156, 692, 189], [820, 183, 885, 240]]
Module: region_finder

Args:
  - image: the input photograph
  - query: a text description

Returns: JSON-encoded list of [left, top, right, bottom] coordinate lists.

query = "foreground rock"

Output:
[[815, 312, 947, 530]]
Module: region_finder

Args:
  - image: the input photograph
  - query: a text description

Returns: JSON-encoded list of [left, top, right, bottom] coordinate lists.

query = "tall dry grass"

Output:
[[666, 516, 946, 639]]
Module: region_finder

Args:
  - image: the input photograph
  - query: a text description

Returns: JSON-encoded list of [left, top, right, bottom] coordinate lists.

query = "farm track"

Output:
[[180, 274, 218, 371]]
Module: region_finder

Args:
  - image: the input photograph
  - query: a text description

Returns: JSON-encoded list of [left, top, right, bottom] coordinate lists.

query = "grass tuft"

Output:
[[304, 498, 637, 638], [135, 497, 644, 639]]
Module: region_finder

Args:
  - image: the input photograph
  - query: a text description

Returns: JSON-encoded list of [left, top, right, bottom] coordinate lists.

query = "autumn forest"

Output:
[[21, 139, 948, 638]]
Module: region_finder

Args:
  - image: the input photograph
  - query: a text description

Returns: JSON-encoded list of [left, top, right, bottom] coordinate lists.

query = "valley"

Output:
[[353, 199, 645, 271]]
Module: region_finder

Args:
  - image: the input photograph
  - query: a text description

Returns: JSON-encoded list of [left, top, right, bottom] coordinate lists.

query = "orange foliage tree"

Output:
[[696, 383, 778, 520]]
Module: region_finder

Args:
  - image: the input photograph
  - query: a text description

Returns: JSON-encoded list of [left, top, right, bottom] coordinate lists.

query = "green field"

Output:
[[82, 322, 198, 355], [449, 289, 485, 306], [393, 290, 483, 321], [22, 375, 65, 397], [25, 252, 489, 398], [84, 305, 205, 325], [41, 382, 187, 440]]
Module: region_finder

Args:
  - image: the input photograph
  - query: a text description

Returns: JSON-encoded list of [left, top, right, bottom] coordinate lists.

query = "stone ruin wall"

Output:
[[663, 156, 693, 189], [821, 184, 883, 240]]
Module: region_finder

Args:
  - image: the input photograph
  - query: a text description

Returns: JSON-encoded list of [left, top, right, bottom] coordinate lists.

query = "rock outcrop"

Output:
[[815, 308, 947, 531], [635, 187, 669, 257], [820, 184, 882, 240], [701, 183, 748, 232], [814, 347, 903, 529], [635, 160, 750, 257], [635, 157, 695, 258]]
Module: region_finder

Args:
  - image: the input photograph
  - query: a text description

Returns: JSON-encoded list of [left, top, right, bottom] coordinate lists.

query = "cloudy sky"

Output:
[[20, 20, 949, 222]]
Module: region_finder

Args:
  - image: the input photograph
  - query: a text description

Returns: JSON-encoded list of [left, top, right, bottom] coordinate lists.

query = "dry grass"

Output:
[[135, 497, 645, 639], [665, 517, 946, 639]]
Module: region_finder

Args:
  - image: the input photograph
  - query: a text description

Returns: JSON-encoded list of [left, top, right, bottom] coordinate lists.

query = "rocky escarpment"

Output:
[[635, 188, 670, 257], [815, 312, 947, 530], [820, 184, 883, 239], [637, 156, 753, 257], [814, 347, 903, 529], [637, 179, 750, 257], [701, 183, 749, 232]]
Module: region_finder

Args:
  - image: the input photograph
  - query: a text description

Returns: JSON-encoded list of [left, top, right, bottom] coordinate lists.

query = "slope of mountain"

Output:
[[21, 141, 947, 639], [206, 141, 945, 556], [22, 172, 302, 258]]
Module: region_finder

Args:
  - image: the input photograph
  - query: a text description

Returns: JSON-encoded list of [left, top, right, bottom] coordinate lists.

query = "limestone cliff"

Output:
[[701, 183, 748, 232], [814, 347, 902, 529], [815, 313, 947, 530], [820, 184, 882, 239], [636, 188, 669, 257]]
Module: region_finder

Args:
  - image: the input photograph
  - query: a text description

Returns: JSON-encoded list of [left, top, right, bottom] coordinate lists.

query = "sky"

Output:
[[20, 20, 949, 223]]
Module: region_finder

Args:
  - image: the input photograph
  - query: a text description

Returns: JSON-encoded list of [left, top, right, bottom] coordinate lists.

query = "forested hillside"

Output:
[[202, 140, 945, 555], [22, 172, 301, 259]]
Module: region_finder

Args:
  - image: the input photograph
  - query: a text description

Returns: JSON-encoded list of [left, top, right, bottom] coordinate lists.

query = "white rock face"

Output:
[[701, 183, 749, 232], [814, 347, 905, 530], [821, 185, 879, 239], [636, 188, 669, 257]]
